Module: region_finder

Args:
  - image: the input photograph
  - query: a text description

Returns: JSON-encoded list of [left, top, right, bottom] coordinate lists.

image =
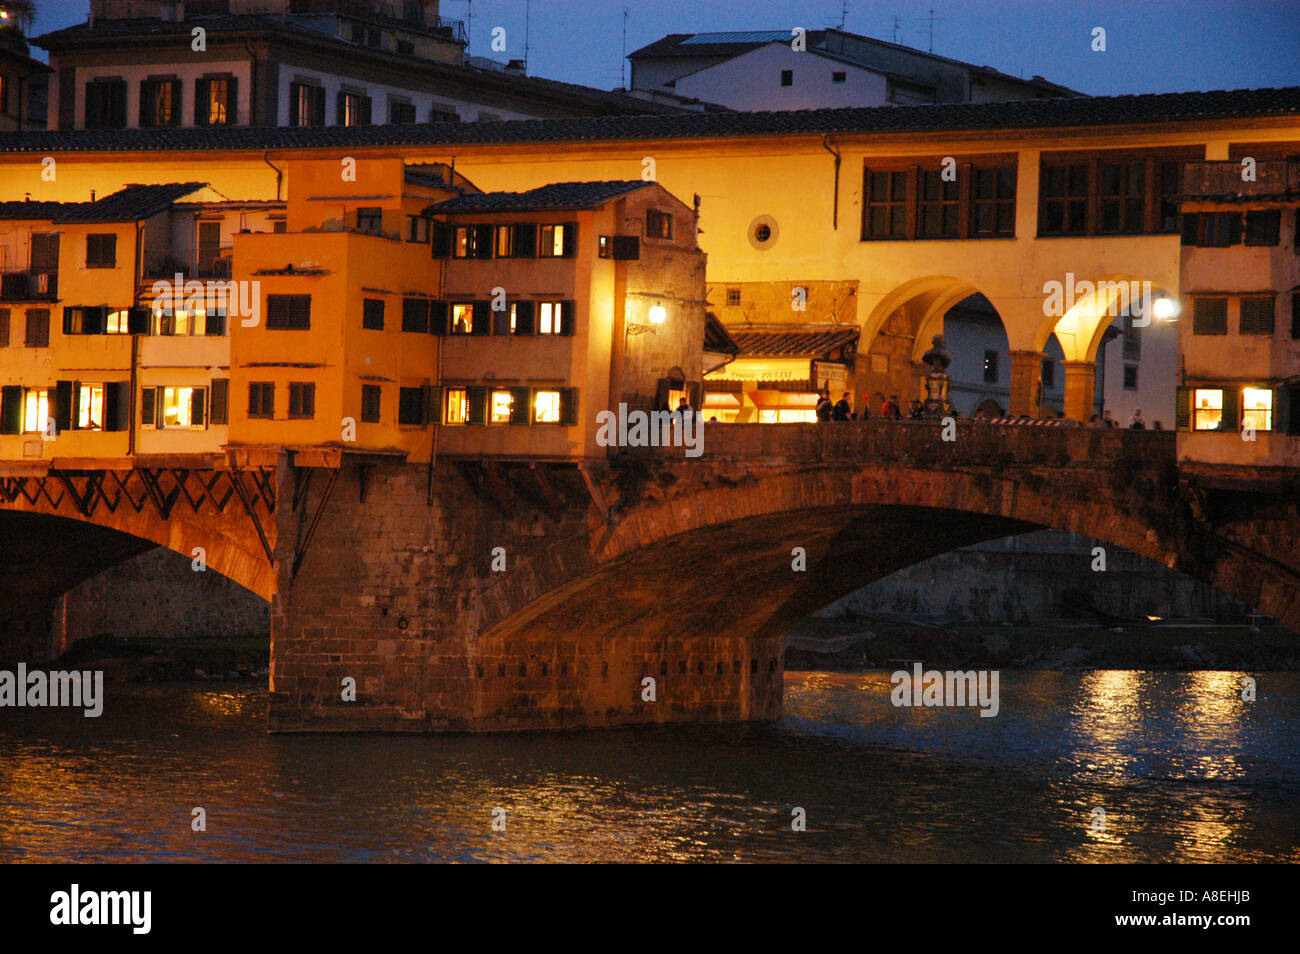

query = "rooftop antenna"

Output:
[[839, 1, 848, 30], [524, 0, 531, 70], [465, 0, 472, 56], [621, 6, 628, 88], [925, 8, 947, 52], [892, 15, 901, 43]]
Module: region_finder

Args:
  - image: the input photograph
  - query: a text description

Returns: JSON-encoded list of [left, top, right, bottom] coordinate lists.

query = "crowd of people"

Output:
[[811, 388, 1162, 429]]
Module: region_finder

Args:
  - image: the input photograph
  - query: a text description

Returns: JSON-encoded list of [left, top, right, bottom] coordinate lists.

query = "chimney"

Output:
[[505, 58, 526, 75]]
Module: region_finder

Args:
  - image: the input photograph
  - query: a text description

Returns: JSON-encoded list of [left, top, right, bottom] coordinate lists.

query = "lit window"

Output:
[[161, 386, 203, 428], [489, 389, 513, 424], [1193, 388, 1223, 431], [453, 226, 473, 258], [1242, 387, 1273, 431], [451, 304, 473, 334], [445, 387, 469, 424], [534, 390, 561, 423], [106, 309, 129, 334], [538, 302, 562, 335], [539, 224, 566, 257], [495, 225, 514, 257], [22, 388, 48, 433], [77, 384, 103, 429]]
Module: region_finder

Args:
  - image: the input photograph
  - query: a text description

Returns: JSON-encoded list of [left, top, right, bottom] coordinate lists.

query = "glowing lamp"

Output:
[[648, 305, 667, 324], [1153, 296, 1178, 321]]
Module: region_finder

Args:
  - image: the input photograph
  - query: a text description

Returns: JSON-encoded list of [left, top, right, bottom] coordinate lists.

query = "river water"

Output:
[[1, 670, 1296, 863]]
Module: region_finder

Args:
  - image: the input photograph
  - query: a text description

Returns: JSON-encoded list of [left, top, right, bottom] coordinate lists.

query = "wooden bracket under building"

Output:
[[291, 466, 340, 578], [577, 462, 610, 523]]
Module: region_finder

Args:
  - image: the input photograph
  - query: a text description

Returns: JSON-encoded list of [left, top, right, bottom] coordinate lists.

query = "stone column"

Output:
[[1006, 350, 1044, 417], [1062, 360, 1096, 422]]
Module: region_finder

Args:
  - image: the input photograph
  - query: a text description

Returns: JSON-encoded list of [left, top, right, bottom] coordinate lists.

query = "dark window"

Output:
[[430, 105, 459, 123], [266, 295, 311, 330], [30, 232, 59, 270], [1192, 297, 1228, 335], [973, 167, 1016, 237], [1039, 163, 1088, 235], [248, 382, 274, 418], [983, 350, 999, 383], [288, 382, 315, 418], [86, 233, 116, 268], [84, 79, 127, 129], [361, 384, 381, 423], [289, 82, 325, 127], [1198, 212, 1241, 247], [390, 100, 416, 124], [1123, 316, 1141, 360], [831, 71, 846, 83], [1293, 292, 1300, 340], [512, 222, 538, 257], [1123, 365, 1138, 390], [0, 308, 8, 347], [398, 386, 426, 426], [396, 39, 415, 56], [337, 91, 371, 126], [362, 298, 385, 330], [406, 215, 429, 243], [918, 169, 960, 238], [197, 220, 222, 276], [356, 207, 382, 233], [611, 236, 640, 260], [1239, 296, 1275, 335], [646, 209, 673, 240], [726, 288, 741, 306], [195, 76, 235, 125], [780, 70, 793, 87], [1245, 209, 1281, 246], [453, 224, 494, 259], [1099, 161, 1144, 234], [1041, 359, 1055, 389], [25, 308, 49, 347], [402, 298, 430, 333], [139, 78, 181, 127], [863, 170, 908, 239]]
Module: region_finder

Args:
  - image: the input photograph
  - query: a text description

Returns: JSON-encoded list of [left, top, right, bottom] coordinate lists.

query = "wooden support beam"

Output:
[[481, 460, 514, 518], [230, 468, 276, 567], [528, 462, 563, 522], [292, 467, 340, 578], [577, 462, 610, 523]]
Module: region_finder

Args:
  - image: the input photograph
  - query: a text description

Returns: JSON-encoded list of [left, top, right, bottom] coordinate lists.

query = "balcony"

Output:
[[142, 251, 233, 282], [0, 267, 57, 302], [1182, 159, 1300, 200]]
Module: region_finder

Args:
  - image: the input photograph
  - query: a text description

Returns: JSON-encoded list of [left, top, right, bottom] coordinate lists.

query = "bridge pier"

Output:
[[1062, 360, 1097, 422], [1007, 349, 1045, 417]]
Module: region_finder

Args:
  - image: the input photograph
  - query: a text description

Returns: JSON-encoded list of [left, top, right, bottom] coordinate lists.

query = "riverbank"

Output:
[[784, 616, 1300, 671]]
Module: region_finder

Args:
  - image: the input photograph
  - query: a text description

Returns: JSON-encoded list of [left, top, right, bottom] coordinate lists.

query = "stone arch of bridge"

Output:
[[474, 462, 1297, 681]]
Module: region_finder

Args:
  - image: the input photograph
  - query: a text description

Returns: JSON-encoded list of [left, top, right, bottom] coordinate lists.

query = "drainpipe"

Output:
[[822, 134, 841, 230], [242, 40, 258, 126], [263, 153, 284, 201]]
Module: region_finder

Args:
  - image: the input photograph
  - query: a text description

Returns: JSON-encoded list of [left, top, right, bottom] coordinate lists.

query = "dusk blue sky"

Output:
[[29, 0, 1300, 98]]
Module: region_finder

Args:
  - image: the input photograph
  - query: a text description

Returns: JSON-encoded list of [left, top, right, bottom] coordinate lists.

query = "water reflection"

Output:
[[0, 670, 1296, 862]]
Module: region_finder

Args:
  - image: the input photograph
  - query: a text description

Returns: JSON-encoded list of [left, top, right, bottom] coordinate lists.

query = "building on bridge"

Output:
[[35, 0, 690, 132], [1177, 156, 1300, 469]]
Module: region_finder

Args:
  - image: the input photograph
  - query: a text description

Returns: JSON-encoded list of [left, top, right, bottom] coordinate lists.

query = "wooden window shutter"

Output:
[[509, 387, 531, 425], [474, 224, 494, 259], [288, 84, 300, 125], [84, 305, 104, 335], [359, 95, 372, 125], [561, 221, 578, 258], [128, 305, 151, 335], [430, 301, 448, 335], [431, 223, 451, 258], [1226, 213, 1242, 245], [0, 308, 8, 346], [1292, 292, 1300, 340], [472, 301, 491, 335], [423, 385, 442, 425], [312, 87, 325, 126], [514, 300, 535, 335], [210, 378, 229, 425], [196, 78, 212, 124], [559, 300, 576, 335], [560, 388, 578, 426], [224, 76, 238, 125], [0, 386, 20, 434], [1174, 386, 1191, 431], [1219, 386, 1239, 432], [191, 388, 206, 427], [105, 381, 129, 432], [492, 303, 511, 336], [514, 222, 537, 257], [141, 386, 157, 427], [54, 380, 73, 433], [466, 386, 488, 425], [1287, 385, 1300, 436], [336, 91, 347, 125]]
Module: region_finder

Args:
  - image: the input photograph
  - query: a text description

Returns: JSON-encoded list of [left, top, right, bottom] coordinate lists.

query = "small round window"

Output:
[[748, 215, 779, 250]]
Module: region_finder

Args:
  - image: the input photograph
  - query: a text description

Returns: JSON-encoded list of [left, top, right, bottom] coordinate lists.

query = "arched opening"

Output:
[[0, 509, 269, 667]]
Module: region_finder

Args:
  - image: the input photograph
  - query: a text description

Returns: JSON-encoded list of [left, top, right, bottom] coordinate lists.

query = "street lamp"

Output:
[[648, 305, 666, 324], [1153, 296, 1179, 321]]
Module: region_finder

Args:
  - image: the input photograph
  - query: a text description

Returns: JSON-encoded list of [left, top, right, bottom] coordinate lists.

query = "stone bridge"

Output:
[[2, 424, 1297, 732]]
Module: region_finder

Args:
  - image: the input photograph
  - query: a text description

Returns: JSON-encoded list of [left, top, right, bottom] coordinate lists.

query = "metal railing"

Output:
[[0, 267, 57, 301]]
